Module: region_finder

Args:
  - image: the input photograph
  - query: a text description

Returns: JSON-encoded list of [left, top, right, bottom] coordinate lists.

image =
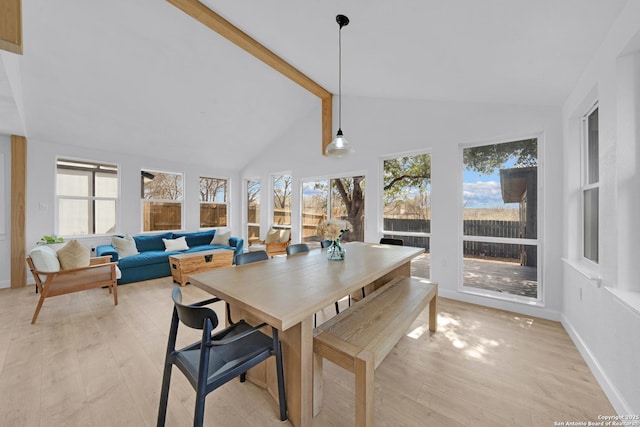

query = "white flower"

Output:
[[317, 219, 352, 241]]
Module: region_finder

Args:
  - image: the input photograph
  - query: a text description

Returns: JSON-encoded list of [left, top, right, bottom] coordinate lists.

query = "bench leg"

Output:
[[313, 353, 323, 417], [429, 296, 437, 332], [355, 350, 374, 427]]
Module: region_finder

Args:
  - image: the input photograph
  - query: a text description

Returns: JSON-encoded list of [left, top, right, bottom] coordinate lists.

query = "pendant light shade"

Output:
[[325, 14, 353, 157]]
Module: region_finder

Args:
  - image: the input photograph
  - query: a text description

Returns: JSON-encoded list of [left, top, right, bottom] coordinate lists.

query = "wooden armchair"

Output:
[[249, 227, 291, 257], [26, 255, 118, 324]]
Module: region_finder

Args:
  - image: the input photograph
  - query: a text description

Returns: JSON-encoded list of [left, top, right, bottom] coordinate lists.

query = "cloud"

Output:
[[463, 181, 505, 208]]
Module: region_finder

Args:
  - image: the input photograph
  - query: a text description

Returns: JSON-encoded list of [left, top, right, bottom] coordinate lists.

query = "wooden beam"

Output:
[[0, 0, 23, 54], [11, 135, 26, 288], [166, 0, 333, 155]]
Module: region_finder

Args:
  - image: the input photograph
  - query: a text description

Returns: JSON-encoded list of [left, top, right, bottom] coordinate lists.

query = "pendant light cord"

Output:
[[338, 24, 342, 131]]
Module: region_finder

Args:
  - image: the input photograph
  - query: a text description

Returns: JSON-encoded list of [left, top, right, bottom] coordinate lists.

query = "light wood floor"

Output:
[[0, 277, 614, 427]]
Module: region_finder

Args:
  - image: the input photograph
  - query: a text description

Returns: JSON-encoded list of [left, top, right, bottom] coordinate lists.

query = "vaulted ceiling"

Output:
[[0, 0, 629, 169]]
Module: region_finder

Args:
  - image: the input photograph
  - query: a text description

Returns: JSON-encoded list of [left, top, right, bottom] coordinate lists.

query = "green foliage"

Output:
[[38, 235, 64, 245], [463, 139, 537, 175], [383, 154, 431, 201]]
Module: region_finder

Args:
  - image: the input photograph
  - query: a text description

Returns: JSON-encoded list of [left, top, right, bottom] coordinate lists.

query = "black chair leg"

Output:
[[157, 362, 173, 427], [273, 331, 287, 421], [334, 301, 340, 315], [361, 287, 366, 299], [240, 372, 246, 382]]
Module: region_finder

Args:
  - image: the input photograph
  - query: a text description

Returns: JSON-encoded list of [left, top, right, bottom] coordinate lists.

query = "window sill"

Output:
[[606, 288, 640, 317], [562, 258, 602, 287]]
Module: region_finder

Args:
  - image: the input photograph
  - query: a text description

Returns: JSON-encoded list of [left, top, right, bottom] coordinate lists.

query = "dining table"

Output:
[[189, 241, 424, 427]]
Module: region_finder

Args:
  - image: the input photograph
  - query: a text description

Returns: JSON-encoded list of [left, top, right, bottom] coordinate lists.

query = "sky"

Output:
[[463, 158, 519, 209]]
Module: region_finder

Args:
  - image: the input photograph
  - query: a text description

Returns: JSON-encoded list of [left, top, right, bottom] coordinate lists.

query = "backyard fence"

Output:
[[384, 218, 525, 261]]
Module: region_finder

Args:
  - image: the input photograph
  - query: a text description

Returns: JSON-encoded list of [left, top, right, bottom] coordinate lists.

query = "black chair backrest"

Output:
[[380, 237, 404, 246], [236, 250, 269, 265], [320, 240, 332, 248], [172, 287, 219, 330], [286, 243, 310, 256]]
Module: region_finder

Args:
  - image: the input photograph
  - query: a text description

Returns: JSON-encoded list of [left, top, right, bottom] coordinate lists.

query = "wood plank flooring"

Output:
[[0, 277, 614, 426]]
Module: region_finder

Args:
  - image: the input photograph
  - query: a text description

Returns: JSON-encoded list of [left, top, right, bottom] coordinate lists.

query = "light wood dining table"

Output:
[[189, 241, 424, 427]]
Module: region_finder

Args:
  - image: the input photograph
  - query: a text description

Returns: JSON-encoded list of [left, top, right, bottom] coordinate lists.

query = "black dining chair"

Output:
[[320, 240, 332, 248], [380, 237, 404, 246], [286, 243, 310, 256], [236, 250, 269, 265], [157, 287, 287, 427]]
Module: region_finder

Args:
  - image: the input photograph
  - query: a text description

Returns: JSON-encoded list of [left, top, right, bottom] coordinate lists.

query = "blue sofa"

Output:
[[96, 230, 244, 284]]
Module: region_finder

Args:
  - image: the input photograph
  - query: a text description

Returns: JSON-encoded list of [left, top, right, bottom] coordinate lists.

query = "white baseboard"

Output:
[[0, 279, 10, 289], [561, 314, 632, 415], [438, 288, 562, 321]]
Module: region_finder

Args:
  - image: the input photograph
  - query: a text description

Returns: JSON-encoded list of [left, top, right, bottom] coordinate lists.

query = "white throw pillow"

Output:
[[112, 234, 139, 259], [163, 236, 189, 251], [211, 229, 232, 246], [29, 245, 61, 272], [265, 228, 280, 244]]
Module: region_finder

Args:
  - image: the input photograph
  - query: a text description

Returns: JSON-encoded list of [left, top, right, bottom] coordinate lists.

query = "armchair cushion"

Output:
[[265, 228, 281, 244], [56, 240, 90, 270], [111, 234, 139, 259], [29, 245, 61, 272]]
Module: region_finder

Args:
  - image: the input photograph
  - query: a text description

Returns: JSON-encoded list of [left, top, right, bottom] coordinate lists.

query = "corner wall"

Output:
[[561, 0, 640, 414]]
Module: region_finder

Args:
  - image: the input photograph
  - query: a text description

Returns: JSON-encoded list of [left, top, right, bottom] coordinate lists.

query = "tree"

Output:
[[273, 174, 292, 225], [332, 176, 365, 241], [463, 138, 537, 175], [382, 154, 431, 221], [199, 177, 226, 202]]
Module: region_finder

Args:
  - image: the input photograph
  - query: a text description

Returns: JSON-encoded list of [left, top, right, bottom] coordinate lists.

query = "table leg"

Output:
[[280, 316, 314, 427]]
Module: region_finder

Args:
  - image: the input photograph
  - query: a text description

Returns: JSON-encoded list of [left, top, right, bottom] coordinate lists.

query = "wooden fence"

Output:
[[384, 218, 527, 262]]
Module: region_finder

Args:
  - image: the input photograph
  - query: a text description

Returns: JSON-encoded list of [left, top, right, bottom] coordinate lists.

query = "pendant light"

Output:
[[325, 14, 354, 157]]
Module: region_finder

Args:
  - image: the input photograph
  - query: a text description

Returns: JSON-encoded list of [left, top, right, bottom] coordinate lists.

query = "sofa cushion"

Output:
[[30, 245, 61, 272], [112, 234, 139, 259], [56, 240, 90, 270], [211, 229, 231, 245], [173, 230, 216, 247], [118, 251, 172, 269], [163, 236, 189, 251], [133, 232, 172, 252]]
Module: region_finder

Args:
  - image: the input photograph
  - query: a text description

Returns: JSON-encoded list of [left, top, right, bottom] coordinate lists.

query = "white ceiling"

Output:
[[2, 0, 629, 169]]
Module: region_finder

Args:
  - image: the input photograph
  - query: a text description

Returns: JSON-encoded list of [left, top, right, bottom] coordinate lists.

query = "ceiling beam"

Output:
[[167, 0, 333, 155]]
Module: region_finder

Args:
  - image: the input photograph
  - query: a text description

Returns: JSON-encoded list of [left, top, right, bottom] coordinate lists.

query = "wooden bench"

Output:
[[313, 276, 438, 426]]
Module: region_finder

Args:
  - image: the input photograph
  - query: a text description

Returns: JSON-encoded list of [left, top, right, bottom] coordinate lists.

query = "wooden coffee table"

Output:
[[168, 249, 234, 286]]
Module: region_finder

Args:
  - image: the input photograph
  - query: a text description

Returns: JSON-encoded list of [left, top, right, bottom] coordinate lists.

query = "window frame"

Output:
[[379, 150, 432, 243], [55, 157, 119, 237], [581, 102, 599, 266], [245, 177, 261, 245], [140, 168, 184, 233], [458, 135, 544, 306], [199, 176, 229, 229], [299, 171, 367, 244]]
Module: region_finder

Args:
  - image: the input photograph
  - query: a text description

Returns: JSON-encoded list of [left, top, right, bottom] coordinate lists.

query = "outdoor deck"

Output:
[[410, 253, 538, 299]]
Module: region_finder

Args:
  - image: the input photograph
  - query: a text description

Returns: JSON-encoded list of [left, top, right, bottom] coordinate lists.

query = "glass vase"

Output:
[[326, 238, 346, 261]]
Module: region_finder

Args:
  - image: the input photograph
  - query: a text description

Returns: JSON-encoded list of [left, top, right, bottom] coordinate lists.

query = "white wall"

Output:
[[0, 135, 10, 288], [242, 94, 563, 320], [561, 0, 640, 415], [16, 138, 241, 287]]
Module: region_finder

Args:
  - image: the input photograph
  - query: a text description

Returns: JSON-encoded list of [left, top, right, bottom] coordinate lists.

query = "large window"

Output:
[[582, 105, 599, 263], [141, 169, 183, 232], [247, 179, 261, 245], [272, 174, 292, 226], [382, 153, 431, 252], [301, 175, 365, 245], [200, 177, 227, 228], [461, 138, 540, 301], [56, 158, 118, 236]]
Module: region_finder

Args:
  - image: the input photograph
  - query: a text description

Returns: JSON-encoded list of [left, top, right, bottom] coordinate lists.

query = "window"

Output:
[[382, 153, 431, 254], [56, 158, 118, 236], [247, 179, 261, 245], [461, 138, 540, 301], [301, 175, 365, 245], [582, 105, 599, 263], [272, 174, 292, 226], [199, 177, 227, 228], [141, 169, 183, 232]]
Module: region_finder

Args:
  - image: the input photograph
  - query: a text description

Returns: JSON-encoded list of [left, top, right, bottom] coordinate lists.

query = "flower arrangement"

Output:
[[317, 219, 352, 241]]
